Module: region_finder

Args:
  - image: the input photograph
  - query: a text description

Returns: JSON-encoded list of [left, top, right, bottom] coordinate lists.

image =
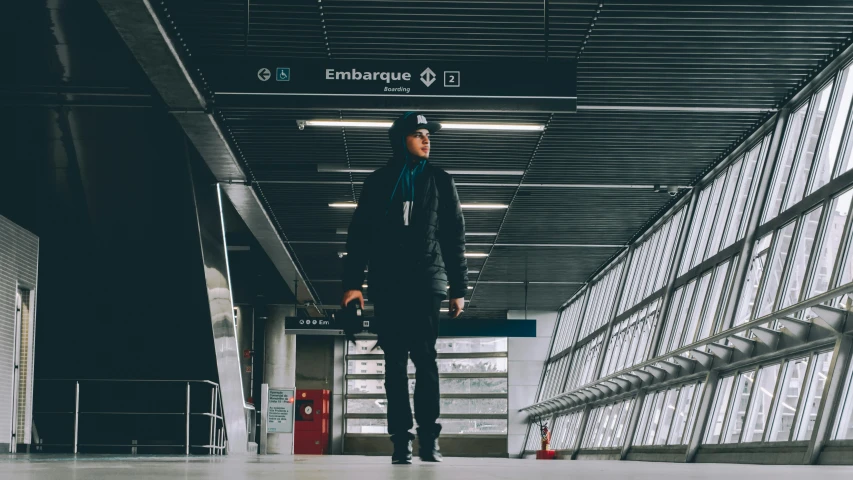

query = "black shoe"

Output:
[[391, 433, 414, 465], [417, 426, 443, 462]]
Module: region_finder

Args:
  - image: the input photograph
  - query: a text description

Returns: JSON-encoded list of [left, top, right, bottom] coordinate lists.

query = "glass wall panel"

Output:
[[634, 393, 655, 446], [755, 221, 797, 318], [652, 389, 678, 445], [768, 357, 808, 442], [564, 333, 606, 393], [620, 210, 684, 313], [724, 142, 764, 248], [681, 187, 712, 276], [780, 206, 824, 309], [765, 104, 810, 223], [601, 301, 661, 376], [582, 398, 634, 450], [722, 370, 756, 444], [834, 354, 853, 440], [667, 280, 697, 353], [681, 271, 713, 348], [579, 263, 623, 341], [668, 384, 697, 445], [812, 65, 853, 192], [697, 260, 732, 340], [693, 176, 727, 268], [635, 383, 702, 446], [642, 391, 667, 445], [796, 351, 834, 440], [734, 233, 774, 326], [786, 82, 834, 209], [706, 375, 735, 444], [742, 363, 781, 443], [808, 189, 853, 297]]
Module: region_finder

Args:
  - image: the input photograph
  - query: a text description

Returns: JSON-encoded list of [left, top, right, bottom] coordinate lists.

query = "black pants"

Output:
[[376, 294, 443, 436]]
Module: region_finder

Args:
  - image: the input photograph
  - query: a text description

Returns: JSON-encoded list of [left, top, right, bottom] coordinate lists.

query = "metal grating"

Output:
[[576, 2, 853, 108]]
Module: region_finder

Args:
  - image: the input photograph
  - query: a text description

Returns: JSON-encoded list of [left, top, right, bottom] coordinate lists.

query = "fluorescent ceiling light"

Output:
[[461, 204, 508, 209], [306, 120, 392, 128], [332, 202, 505, 210], [301, 120, 544, 132], [465, 253, 489, 257], [465, 233, 497, 236], [468, 286, 474, 290], [336, 228, 348, 235], [319, 164, 522, 176], [441, 123, 544, 132], [468, 270, 480, 274], [447, 170, 524, 176]]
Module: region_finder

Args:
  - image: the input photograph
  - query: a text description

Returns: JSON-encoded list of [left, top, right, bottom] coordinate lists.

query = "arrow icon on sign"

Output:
[[258, 68, 271, 81]]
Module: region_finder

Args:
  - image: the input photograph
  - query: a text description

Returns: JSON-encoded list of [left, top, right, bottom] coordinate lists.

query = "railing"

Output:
[[32, 379, 228, 455], [522, 286, 852, 416]]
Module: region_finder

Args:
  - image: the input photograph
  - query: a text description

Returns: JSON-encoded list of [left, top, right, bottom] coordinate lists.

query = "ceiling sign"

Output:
[[205, 59, 577, 112]]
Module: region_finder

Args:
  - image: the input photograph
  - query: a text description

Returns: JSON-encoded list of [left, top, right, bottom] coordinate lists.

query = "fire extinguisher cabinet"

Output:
[[294, 389, 330, 454]]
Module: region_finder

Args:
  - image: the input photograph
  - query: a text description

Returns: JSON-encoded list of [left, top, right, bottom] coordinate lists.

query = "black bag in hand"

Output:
[[336, 300, 378, 343]]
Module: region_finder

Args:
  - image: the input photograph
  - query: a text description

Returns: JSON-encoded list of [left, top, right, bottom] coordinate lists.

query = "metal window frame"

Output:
[[830, 62, 853, 182], [806, 67, 849, 196], [784, 80, 836, 212], [705, 374, 737, 445], [793, 349, 833, 441], [764, 355, 808, 443], [821, 187, 853, 294], [757, 219, 799, 319], [721, 369, 758, 445], [667, 383, 698, 446], [778, 204, 826, 313], [737, 362, 783, 444], [765, 104, 811, 224]]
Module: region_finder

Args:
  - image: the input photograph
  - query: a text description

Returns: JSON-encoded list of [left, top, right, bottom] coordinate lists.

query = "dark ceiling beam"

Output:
[[96, 0, 321, 317]]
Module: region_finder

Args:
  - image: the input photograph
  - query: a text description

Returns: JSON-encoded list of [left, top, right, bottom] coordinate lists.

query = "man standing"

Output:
[[341, 112, 468, 464]]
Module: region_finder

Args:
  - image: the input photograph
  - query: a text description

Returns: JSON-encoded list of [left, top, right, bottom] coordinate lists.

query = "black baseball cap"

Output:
[[390, 112, 442, 136]]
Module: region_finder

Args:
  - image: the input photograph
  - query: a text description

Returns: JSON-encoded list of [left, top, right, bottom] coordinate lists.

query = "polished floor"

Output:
[[1, 455, 852, 480]]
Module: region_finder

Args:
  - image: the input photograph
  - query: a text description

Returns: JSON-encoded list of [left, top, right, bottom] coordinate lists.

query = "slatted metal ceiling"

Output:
[[162, 0, 853, 315], [579, 2, 853, 108]]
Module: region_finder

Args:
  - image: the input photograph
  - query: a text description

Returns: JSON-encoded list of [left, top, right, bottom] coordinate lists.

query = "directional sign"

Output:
[[205, 58, 577, 112]]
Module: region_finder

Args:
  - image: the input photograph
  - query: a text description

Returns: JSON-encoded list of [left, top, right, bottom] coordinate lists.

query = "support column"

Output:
[[804, 335, 853, 464], [570, 405, 592, 459], [685, 370, 720, 463], [508, 310, 559, 457], [619, 389, 646, 460], [264, 305, 297, 455]]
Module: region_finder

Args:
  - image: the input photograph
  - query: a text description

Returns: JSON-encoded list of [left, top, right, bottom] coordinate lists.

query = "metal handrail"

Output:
[[32, 379, 226, 455], [523, 281, 853, 414]]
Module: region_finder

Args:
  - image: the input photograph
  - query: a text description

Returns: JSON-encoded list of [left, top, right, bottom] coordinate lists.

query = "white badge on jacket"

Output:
[[403, 201, 413, 226]]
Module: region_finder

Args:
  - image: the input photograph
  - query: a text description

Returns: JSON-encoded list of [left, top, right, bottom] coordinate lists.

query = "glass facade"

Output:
[[524, 57, 853, 461]]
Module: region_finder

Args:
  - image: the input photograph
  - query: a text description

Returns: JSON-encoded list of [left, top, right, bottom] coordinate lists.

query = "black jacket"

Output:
[[342, 158, 468, 301]]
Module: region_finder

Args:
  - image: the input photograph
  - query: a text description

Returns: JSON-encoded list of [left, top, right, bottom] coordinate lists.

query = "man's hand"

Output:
[[341, 290, 365, 309], [448, 297, 465, 318]]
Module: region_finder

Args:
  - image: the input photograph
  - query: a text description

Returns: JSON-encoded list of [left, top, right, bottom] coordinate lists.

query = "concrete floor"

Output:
[[0, 455, 852, 480]]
